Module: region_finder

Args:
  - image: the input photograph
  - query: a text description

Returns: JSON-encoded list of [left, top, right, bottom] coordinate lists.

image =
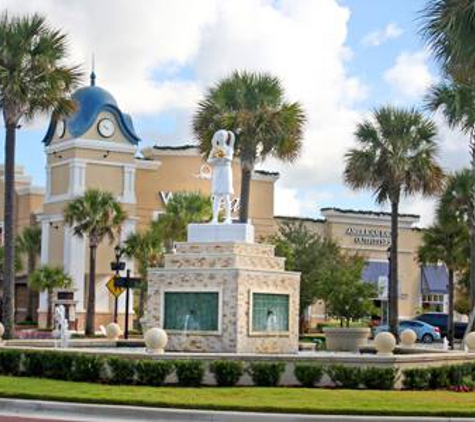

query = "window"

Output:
[[422, 294, 446, 312], [163, 291, 219, 332], [252, 293, 289, 332]]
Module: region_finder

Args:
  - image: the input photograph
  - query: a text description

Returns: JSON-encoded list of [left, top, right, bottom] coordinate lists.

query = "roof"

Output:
[[275, 215, 326, 223], [42, 79, 140, 146], [321, 207, 420, 219], [421, 265, 448, 294]]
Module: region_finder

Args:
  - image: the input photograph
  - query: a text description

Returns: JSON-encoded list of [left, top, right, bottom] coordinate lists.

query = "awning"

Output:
[[362, 261, 389, 285], [421, 265, 448, 294]]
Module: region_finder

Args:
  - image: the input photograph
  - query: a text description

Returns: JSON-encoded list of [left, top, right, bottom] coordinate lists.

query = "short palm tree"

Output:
[[28, 266, 72, 329], [193, 71, 306, 222], [17, 226, 41, 322], [64, 189, 126, 336], [344, 106, 444, 337], [0, 13, 81, 338]]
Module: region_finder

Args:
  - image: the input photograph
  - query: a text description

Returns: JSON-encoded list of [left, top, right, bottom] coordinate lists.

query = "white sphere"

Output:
[[465, 332, 475, 352], [0, 322, 4, 339], [374, 332, 396, 355], [144, 328, 168, 354], [400, 329, 417, 348], [105, 323, 122, 341]]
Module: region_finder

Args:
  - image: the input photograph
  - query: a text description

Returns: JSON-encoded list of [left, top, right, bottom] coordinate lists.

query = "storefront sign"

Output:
[[346, 227, 391, 246]]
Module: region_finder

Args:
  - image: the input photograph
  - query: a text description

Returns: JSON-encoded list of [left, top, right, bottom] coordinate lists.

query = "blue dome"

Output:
[[42, 81, 140, 146]]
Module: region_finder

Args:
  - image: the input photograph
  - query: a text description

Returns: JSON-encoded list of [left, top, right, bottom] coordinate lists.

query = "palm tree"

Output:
[[193, 71, 306, 222], [17, 226, 41, 322], [157, 192, 212, 250], [124, 226, 163, 323], [28, 266, 72, 329], [0, 13, 81, 338], [344, 106, 444, 337], [63, 189, 126, 336]]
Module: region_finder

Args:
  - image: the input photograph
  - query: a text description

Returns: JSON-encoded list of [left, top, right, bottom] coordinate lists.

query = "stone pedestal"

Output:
[[144, 240, 300, 354]]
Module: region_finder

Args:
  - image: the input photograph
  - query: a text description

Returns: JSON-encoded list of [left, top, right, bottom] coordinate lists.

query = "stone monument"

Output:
[[143, 130, 300, 354]]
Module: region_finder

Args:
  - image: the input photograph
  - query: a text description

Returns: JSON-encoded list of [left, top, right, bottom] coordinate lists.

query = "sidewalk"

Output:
[[0, 398, 474, 422]]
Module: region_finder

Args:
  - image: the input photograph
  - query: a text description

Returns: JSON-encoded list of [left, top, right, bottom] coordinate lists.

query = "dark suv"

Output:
[[414, 312, 467, 339]]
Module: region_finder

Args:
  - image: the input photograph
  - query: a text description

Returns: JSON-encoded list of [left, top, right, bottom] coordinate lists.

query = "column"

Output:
[[38, 220, 50, 313], [63, 224, 86, 312], [69, 161, 86, 197], [118, 218, 137, 313], [45, 166, 52, 200], [122, 165, 136, 204]]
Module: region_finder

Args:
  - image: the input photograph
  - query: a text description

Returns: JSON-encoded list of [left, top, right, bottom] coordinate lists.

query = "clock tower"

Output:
[[39, 72, 141, 331]]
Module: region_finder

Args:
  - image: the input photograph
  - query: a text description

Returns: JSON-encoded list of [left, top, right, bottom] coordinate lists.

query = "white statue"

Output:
[[200, 129, 235, 224]]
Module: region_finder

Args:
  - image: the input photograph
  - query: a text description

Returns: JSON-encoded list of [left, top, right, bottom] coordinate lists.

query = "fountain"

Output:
[[266, 310, 278, 332], [53, 305, 71, 348]]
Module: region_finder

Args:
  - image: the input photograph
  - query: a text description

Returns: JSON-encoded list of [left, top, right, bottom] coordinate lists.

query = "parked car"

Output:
[[373, 320, 441, 343], [414, 312, 467, 340]]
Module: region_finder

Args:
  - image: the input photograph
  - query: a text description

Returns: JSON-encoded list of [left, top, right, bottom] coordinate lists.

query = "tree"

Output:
[[193, 71, 306, 222], [270, 221, 339, 332], [17, 225, 41, 322], [28, 266, 72, 329], [63, 189, 126, 336], [0, 13, 81, 338], [317, 254, 376, 328], [157, 192, 212, 250], [124, 224, 163, 323], [344, 106, 444, 338]]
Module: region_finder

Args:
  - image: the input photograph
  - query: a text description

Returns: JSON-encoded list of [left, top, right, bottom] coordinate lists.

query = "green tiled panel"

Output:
[[164, 292, 219, 331], [252, 293, 289, 332]]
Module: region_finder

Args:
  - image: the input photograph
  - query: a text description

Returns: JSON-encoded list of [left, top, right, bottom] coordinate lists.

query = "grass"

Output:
[[0, 376, 475, 416]]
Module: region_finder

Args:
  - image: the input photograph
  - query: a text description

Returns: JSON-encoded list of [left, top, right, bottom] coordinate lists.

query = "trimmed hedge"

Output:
[[210, 360, 244, 387], [175, 360, 205, 387], [403, 363, 475, 390], [248, 362, 286, 386], [136, 360, 174, 386], [294, 363, 323, 387]]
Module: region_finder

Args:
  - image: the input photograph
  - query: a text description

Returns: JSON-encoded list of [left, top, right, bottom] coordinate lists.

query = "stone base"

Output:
[[188, 223, 254, 243]]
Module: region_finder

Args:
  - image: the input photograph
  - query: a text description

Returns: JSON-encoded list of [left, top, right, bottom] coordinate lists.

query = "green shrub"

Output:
[[361, 367, 397, 390], [328, 365, 363, 388], [448, 363, 475, 386], [0, 349, 21, 375], [209, 360, 244, 387], [294, 364, 323, 387], [174, 360, 205, 387], [136, 360, 174, 386], [428, 366, 451, 389], [248, 362, 286, 387], [22, 351, 74, 380], [107, 357, 136, 385], [402, 368, 431, 390], [70, 354, 103, 383], [22, 351, 45, 377]]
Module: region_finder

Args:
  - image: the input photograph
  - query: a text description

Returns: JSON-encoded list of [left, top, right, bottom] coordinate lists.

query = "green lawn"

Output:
[[0, 376, 475, 416]]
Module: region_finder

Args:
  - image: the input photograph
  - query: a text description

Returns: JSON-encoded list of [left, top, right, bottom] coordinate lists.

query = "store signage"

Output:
[[346, 227, 391, 246], [159, 191, 240, 213]]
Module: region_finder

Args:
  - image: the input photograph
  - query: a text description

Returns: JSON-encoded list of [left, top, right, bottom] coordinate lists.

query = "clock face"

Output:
[[97, 118, 115, 138], [55, 120, 65, 138]]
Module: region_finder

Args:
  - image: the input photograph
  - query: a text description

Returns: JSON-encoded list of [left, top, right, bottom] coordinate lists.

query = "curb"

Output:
[[0, 398, 471, 422]]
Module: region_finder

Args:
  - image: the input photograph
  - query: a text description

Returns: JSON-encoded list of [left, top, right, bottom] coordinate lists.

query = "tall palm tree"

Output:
[[28, 265, 72, 329], [63, 189, 126, 336], [17, 225, 41, 322], [0, 13, 81, 338], [344, 106, 444, 337], [193, 71, 306, 222]]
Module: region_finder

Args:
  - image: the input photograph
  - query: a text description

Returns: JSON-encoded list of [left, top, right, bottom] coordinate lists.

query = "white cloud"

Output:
[[362, 23, 403, 47], [384, 50, 434, 100]]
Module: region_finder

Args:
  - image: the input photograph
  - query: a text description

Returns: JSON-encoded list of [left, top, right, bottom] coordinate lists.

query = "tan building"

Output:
[[4, 74, 448, 331]]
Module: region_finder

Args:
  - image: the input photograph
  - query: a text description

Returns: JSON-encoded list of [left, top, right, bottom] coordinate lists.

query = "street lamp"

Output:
[[386, 246, 391, 325], [110, 245, 126, 323]]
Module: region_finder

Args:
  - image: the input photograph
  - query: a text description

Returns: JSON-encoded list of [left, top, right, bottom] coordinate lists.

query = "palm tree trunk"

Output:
[[26, 252, 36, 322], [448, 268, 455, 349], [470, 132, 475, 315], [388, 199, 399, 339], [2, 123, 16, 339], [85, 243, 97, 336], [47, 288, 53, 330], [239, 160, 254, 223]]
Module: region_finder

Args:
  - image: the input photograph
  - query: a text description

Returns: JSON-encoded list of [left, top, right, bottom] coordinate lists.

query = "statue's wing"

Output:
[[228, 131, 235, 149]]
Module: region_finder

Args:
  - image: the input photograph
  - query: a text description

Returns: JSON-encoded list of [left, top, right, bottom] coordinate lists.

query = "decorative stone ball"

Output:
[[0, 322, 4, 339], [105, 323, 122, 341], [374, 332, 396, 355], [400, 329, 417, 348], [144, 328, 168, 354], [465, 332, 475, 352]]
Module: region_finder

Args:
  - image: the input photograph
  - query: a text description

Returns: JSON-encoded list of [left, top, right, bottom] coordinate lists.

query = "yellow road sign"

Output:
[[106, 275, 125, 298]]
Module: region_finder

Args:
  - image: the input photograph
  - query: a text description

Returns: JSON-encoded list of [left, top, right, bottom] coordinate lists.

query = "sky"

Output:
[[0, 0, 470, 227]]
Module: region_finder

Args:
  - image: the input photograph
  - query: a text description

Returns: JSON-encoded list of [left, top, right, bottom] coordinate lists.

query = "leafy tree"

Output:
[[63, 189, 126, 336], [157, 192, 212, 250], [28, 265, 72, 329], [124, 224, 164, 322], [17, 226, 41, 322], [344, 106, 444, 337], [0, 13, 81, 338], [270, 221, 339, 331], [317, 254, 376, 328], [193, 71, 306, 222]]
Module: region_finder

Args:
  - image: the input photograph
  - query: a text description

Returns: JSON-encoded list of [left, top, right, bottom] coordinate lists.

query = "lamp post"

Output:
[[386, 246, 391, 326], [110, 245, 126, 323]]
